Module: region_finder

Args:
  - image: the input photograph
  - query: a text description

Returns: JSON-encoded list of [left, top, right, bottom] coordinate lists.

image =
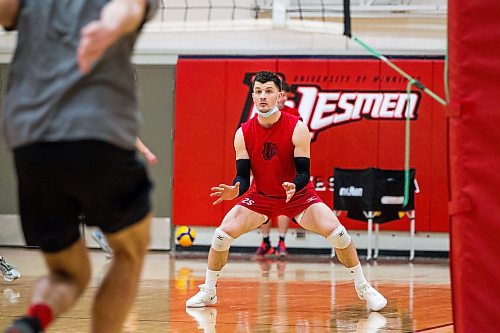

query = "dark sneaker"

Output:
[[4, 317, 42, 333], [255, 242, 275, 257], [275, 240, 288, 257]]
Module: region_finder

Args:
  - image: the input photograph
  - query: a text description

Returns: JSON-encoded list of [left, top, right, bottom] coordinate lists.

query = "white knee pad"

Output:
[[211, 227, 235, 252], [327, 225, 352, 249]]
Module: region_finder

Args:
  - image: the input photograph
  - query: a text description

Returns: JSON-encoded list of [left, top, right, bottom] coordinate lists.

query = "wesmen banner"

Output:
[[173, 57, 447, 232]]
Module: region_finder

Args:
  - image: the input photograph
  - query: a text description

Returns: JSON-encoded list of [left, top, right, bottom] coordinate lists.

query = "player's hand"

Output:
[[143, 151, 158, 166], [77, 21, 120, 74], [282, 182, 296, 203], [210, 182, 240, 205]]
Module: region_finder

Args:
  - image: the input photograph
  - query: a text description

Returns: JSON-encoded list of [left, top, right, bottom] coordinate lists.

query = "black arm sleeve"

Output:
[[292, 157, 310, 192], [232, 159, 251, 197]]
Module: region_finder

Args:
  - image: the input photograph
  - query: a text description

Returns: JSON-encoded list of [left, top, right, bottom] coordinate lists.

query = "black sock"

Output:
[[279, 236, 285, 243], [263, 236, 270, 245]]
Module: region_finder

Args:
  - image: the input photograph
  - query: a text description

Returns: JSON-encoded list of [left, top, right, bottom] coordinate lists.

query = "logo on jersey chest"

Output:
[[262, 142, 278, 160]]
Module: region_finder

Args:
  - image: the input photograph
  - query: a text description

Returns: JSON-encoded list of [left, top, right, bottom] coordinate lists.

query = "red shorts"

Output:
[[237, 186, 323, 222]]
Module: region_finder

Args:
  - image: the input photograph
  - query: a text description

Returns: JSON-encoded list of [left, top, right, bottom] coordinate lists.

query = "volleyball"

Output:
[[176, 226, 196, 247]]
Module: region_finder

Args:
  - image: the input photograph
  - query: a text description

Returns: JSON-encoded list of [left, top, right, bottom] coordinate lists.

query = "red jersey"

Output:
[[241, 112, 312, 198], [281, 105, 300, 117]]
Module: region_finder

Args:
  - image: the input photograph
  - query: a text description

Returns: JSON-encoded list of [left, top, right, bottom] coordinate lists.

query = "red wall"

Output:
[[173, 57, 448, 232], [449, 0, 500, 331]]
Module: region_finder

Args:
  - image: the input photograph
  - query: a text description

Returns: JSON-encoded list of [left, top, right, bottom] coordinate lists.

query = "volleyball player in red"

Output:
[[186, 71, 387, 311]]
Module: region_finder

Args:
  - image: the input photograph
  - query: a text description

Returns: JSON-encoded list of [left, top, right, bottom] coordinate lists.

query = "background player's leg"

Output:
[[256, 220, 274, 257], [91, 213, 152, 333], [275, 215, 290, 257]]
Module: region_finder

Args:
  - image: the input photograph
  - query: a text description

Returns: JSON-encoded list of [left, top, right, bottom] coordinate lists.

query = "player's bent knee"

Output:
[[211, 227, 235, 251], [326, 225, 351, 249]]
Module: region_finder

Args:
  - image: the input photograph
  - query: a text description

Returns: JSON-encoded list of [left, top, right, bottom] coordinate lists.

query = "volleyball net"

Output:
[[148, 0, 446, 32]]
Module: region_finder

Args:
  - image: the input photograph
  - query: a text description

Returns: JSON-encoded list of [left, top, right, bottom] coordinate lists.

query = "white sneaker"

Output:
[[0, 257, 21, 282], [186, 284, 217, 308], [186, 307, 217, 333], [92, 229, 114, 259], [356, 282, 387, 311]]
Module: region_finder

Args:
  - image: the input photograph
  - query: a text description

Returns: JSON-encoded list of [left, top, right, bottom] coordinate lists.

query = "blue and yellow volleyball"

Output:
[[176, 226, 196, 247]]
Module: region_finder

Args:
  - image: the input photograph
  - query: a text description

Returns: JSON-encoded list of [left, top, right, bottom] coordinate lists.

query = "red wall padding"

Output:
[[173, 57, 448, 233], [449, 1, 500, 331]]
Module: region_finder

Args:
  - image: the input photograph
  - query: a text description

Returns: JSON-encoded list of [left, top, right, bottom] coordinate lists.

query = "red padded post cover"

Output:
[[449, 0, 500, 331]]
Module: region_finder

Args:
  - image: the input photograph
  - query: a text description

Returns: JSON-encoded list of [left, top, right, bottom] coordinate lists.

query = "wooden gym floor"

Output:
[[0, 248, 452, 332]]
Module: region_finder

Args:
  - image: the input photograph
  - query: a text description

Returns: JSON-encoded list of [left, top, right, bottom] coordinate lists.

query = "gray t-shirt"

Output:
[[3, 0, 157, 150]]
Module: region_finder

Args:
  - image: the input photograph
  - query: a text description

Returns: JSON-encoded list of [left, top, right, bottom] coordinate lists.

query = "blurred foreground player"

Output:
[[0, 0, 157, 332]]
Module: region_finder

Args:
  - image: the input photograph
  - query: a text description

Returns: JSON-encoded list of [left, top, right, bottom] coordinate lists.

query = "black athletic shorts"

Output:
[[13, 140, 153, 253]]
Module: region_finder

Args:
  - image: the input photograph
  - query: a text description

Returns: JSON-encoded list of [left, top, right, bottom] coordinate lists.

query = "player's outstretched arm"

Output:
[[210, 128, 250, 205], [0, 0, 19, 29], [77, 0, 149, 74]]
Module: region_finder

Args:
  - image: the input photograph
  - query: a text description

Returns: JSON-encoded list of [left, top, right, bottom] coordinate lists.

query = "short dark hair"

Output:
[[281, 82, 291, 92], [252, 71, 282, 90]]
